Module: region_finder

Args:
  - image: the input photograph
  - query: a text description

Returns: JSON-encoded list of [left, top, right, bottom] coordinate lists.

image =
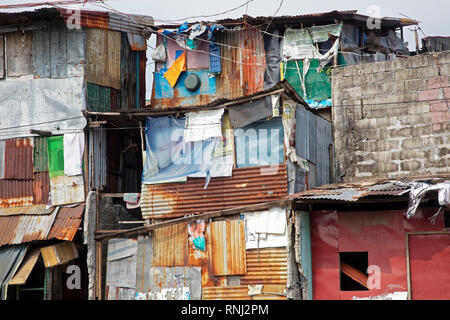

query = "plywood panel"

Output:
[[152, 224, 188, 267], [208, 219, 246, 276], [6, 31, 32, 77], [86, 29, 121, 89]]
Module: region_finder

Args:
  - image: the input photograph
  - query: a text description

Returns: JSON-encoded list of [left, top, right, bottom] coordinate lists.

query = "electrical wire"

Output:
[[264, 0, 283, 33], [0, 96, 449, 137]]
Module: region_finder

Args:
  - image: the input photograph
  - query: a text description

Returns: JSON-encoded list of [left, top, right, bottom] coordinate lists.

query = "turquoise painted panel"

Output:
[[153, 70, 216, 101]]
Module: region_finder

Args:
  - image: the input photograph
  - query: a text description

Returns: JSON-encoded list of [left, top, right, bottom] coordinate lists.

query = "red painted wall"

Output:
[[310, 207, 447, 300]]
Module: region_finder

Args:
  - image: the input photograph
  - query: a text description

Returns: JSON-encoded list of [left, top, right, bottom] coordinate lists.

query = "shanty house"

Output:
[[0, 6, 153, 300]]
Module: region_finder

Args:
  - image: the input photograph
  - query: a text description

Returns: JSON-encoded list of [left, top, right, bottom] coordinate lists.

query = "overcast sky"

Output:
[[3, 0, 449, 98]]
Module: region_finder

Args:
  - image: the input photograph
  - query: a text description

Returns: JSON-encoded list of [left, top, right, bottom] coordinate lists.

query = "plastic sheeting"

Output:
[[141, 116, 218, 185], [285, 59, 332, 101], [234, 117, 284, 168], [283, 23, 342, 62], [244, 207, 288, 249], [229, 96, 274, 128]]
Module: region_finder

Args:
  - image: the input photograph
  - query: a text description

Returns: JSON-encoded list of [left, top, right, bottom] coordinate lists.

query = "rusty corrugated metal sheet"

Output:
[[208, 219, 246, 276], [216, 29, 266, 100], [152, 224, 188, 267], [289, 182, 410, 202], [0, 180, 33, 208], [47, 204, 84, 241], [33, 172, 50, 205], [202, 285, 286, 300], [0, 207, 58, 247], [202, 285, 251, 300], [240, 248, 288, 285], [57, 9, 154, 36], [4, 138, 33, 180], [0, 204, 53, 216], [0, 204, 83, 247], [141, 164, 287, 219]]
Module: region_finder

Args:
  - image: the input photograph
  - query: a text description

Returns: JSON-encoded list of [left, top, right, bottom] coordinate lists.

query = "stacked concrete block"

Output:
[[332, 52, 450, 181]]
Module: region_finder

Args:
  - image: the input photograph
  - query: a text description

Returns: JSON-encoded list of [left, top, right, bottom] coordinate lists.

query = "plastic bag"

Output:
[[151, 43, 167, 62]]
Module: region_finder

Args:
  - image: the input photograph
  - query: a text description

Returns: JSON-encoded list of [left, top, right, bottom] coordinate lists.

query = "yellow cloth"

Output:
[[163, 51, 187, 88]]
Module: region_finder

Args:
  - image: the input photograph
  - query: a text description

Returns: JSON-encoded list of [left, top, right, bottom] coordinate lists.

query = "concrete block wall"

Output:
[[332, 52, 450, 182]]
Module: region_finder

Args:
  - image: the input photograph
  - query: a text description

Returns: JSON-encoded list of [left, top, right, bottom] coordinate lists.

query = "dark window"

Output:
[[444, 210, 450, 228], [340, 252, 369, 291]]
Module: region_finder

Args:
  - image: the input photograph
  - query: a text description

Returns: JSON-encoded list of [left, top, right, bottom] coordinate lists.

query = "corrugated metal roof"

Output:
[[289, 182, 410, 202], [141, 164, 288, 219], [47, 204, 84, 241], [240, 247, 288, 285], [0, 7, 153, 36], [0, 204, 84, 247], [0, 204, 53, 216]]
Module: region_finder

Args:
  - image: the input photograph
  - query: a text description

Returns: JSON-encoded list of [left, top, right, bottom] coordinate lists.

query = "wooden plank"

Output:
[[86, 29, 121, 89], [9, 247, 41, 285], [340, 261, 368, 289], [6, 31, 32, 77]]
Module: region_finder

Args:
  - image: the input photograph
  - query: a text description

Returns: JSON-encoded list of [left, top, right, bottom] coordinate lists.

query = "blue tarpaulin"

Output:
[[142, 116, 218, 185]]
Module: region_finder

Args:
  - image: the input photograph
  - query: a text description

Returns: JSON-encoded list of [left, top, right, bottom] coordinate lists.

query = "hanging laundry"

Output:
[[163, 51, 186, 88], [63, 132, 84, 176], [123, 193, 140, 209]]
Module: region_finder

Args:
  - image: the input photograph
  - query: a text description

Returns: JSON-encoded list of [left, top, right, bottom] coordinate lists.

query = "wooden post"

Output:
[[414, 28, 419, 55]]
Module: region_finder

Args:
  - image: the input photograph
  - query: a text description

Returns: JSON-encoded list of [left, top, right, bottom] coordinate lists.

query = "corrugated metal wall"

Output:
[[208, 219, 246, 276], [3, 138, 33, 180], [215, 29, 266, 100], [141, 164, 288, 219], [152, 224, 188, 267], [240, 248, 287, 285], [295, 106, 332, 190]]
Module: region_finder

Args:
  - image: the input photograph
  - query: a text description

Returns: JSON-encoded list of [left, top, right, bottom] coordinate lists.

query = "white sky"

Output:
[[2, 0, 449, 99]]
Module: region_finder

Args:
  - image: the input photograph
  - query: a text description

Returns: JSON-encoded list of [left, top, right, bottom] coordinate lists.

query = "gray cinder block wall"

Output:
[[332, 52, 450, 182]]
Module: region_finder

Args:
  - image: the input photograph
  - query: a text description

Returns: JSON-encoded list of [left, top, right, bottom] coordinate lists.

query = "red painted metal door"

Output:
[[409, 233, 450, 300]]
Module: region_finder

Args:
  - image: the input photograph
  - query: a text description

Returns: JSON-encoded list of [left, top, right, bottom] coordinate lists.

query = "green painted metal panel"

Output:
[[33, 136, 48, 172], [86, 82, 111, 112], [47, 136, 64, 178]]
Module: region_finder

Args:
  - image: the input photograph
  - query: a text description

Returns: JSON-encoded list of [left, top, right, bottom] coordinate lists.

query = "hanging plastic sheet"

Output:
[[151, 43, 167, 62], [63, 132, 84, 177], [264, 29, 283, 89], [285, 59, 332, 101], [163, 51, 186, 88], [234, 117, 284, 168], [244, 207, 287, 249], [229, 96, 273, 128], [184, 108, 224, 142], [47, 135, 64, 178], [283, 23, 342, 62], [189, 112, 234, 178], [141, 116, 218, 185]]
